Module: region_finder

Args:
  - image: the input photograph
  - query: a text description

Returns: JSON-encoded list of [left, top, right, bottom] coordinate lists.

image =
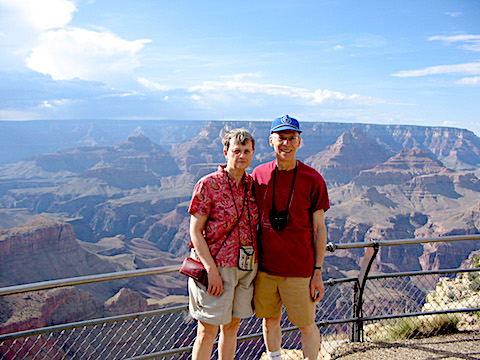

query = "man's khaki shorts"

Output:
[[189, 264, 258, 326], [253, 271, 316, 328]]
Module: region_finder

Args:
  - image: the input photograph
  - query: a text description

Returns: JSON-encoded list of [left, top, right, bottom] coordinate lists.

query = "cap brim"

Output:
[[270, 125, 302, 134]]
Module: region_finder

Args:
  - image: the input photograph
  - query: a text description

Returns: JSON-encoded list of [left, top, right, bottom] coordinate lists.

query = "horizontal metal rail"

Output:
[[125, 331, 266, 360], [326, 234, 480, 252], [367, 267, 480, 280], [359, 307, 480, 323], [4, 265, 478, 351], [0, 264, 181, 297], [2, 234, 477, 297], [324, 277, 357, 286], [0, 305, 188, 342], [126, 345, 194, 360]]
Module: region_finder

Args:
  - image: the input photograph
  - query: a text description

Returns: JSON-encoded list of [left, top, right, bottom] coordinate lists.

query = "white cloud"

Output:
[[189, 81, 298, 96], [0, 0, 75, 69], [456, 76, 480, 85], [393, 34, 480, 84], [221, 73, 263, 80], [444, 12, 461, 17], [138, 77, 173, 91], [392, 62, 480, 78], [40, 99, 70, 108], [26, 28, 151, 82], [0, 109, 39, 120], [0, 0, 76, 30], [0, 0, 150, 83], [429, 34, 480, 52], [188, 80, 383, 106]]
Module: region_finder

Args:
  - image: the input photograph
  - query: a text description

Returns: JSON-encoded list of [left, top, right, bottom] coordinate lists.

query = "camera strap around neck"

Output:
[[272, 161, 298, 214], [210, 175, 248, 261]]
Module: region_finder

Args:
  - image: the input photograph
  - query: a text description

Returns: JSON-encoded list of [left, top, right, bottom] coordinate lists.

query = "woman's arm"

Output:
[[190, 213, 224, 296]]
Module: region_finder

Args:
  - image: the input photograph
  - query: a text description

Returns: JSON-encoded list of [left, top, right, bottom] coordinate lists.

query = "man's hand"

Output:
[[310, 270, 325, 302]]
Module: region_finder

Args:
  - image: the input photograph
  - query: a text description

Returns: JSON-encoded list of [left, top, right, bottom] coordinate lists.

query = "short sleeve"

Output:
[[311, 173, 330, 213], [188, 179, 212, 217]]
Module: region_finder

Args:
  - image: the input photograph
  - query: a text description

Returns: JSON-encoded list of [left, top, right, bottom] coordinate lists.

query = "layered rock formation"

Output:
[[0, 216, 116, 289], [104, 288, 148, 317], [0, 216, 145, 306], [0, 286, 150, 335], [1, 122, 479, 267], [306, 127, 390, 185], [33, 133, 180, 179], [0, 120, 480, 331], [422, 254, 480, 330]]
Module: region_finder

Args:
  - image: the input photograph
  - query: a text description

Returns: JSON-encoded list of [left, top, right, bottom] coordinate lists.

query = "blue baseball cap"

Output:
[[270, 115, 302, 134]]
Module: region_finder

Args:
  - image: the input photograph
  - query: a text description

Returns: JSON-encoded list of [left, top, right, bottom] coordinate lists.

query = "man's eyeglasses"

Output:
[[273, 134, 300, 143]]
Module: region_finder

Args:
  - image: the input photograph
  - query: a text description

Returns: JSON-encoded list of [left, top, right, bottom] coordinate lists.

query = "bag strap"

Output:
[[211, 214, 241, 260], [204, 174, 253, 261]]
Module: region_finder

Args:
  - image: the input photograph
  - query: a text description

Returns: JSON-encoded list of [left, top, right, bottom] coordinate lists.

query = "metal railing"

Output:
[[1, 235, 479, 359]]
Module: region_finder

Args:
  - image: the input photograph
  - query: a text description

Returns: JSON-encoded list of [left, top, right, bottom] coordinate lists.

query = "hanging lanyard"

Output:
[[227, 175, 253, 246], [272, 162, 298, 215], [227, 175, 244, 223]]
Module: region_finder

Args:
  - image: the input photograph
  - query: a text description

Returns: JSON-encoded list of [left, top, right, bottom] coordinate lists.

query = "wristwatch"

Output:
[[313, 266, 323, 271]]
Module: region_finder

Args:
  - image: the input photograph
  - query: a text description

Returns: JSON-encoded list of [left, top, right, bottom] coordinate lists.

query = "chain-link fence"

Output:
[[0, 284, 355, 360], [361, 270, 480, 343], [1, 235, 479, 359]]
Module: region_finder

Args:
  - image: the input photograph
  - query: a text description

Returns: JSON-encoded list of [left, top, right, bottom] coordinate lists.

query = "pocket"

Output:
[[195, 279, 229, 310], [195, 283, 218, 309]]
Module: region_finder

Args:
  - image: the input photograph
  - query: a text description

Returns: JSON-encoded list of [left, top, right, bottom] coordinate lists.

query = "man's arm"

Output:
[[189, 213, 223, 296], [310, 209, 327, 302]]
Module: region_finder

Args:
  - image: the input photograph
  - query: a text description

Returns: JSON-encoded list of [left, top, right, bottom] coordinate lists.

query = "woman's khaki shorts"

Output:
[[253, 271, 316, 328], [188, 264, 258, 326]]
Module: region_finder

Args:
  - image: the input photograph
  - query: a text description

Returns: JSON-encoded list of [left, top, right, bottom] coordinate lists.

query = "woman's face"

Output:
[[224, 139, 254, 172]]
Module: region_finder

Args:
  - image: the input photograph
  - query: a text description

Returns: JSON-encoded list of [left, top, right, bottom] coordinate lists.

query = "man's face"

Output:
[[269, 130, 301, 161], [224, 139, 254, 171]]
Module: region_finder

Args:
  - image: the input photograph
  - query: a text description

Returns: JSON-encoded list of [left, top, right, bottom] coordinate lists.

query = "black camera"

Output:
[[269, 209, 288, 231]]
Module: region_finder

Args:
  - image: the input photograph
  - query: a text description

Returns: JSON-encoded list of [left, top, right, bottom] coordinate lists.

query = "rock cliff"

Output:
[[305, 127, 390, 185], [1, 120, 480, 330], [0, 286, 151, 335], [422, 254, 480, 330], [0, 216, 133, 300], [0, 287, 102, 335]]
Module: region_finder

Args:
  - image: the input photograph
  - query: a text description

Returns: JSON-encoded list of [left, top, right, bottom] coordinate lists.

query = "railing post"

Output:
[[351, 241, 379, 342]]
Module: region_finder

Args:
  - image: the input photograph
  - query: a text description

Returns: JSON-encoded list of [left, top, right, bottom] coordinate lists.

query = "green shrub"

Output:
[[473, 255, 480, 269], [370, 314, 460, 341]]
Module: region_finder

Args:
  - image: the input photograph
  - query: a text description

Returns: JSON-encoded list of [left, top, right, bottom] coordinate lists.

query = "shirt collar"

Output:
[[218, 164, 248, 185]]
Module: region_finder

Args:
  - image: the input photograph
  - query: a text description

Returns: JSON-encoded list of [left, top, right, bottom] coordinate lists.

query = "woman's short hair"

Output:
[[222, 128, 255, 152]]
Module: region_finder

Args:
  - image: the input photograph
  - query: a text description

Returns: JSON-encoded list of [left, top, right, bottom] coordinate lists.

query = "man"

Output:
[[252, 115, 330, 360], [188, 128, 259, 360]]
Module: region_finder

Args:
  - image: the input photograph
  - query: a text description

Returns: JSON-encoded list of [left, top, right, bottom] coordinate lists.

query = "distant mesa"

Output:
[[352, 148, 450, 186], [26, 133, 180, 177], [306, 127, 390, 185], [1, 120, 480, 319]]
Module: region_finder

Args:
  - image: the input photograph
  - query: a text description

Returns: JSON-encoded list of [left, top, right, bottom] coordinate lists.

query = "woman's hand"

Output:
[[207, 268, 223, 296]]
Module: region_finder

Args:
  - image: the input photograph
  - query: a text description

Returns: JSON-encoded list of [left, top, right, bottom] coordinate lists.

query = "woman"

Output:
[[187, 128, 259, 360]]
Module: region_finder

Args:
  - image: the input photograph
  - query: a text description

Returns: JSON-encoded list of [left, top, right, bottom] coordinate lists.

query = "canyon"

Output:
[[0, 119, 479, 332]]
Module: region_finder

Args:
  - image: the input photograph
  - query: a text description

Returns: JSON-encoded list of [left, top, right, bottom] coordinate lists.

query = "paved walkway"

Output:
[[330, 330, 480, 360]]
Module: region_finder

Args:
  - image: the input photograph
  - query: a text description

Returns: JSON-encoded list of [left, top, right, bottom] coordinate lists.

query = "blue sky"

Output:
[[0, 0, 479, 135]]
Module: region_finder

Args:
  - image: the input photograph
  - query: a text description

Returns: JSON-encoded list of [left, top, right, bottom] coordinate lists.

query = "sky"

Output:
[[0, 0, 479, 135]]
